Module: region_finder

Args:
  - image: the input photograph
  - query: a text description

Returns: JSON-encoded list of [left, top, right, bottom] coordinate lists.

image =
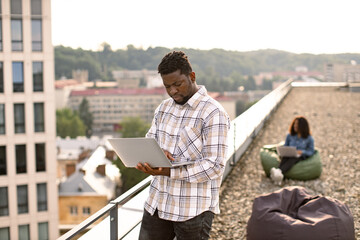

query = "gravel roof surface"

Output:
[[210, 86, 360, 239]]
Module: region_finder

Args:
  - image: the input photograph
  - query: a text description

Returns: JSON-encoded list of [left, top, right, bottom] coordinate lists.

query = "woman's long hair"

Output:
[[289, 116, 311, 138]]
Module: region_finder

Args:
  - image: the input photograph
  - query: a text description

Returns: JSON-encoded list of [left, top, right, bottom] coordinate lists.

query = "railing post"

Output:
[[110, 202, 118, 240], [230, 122, 236, 166]]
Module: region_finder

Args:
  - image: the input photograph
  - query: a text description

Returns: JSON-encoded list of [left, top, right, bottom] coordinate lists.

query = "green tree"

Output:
[[114, 159, 149, 193], [100, 42, 112, 54], [98, 42, 113, 81], [54, 45, 360, 92], [236, 100, 246, 116], [56, 108, 86, 138], [78, 98, 93, 138], [245, 100, 258, 110], [246, 76, 257, 91], [115, 116, 151, 193], [236, 99, 259, 116], [118, 116, 150, 138], [54, 46, 103, 80]]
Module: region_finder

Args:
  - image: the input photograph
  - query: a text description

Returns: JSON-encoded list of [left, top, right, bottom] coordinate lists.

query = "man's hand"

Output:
[[135, 149, 174, 176], [163, 149, 175, 161], [136, 163, 170, 176]]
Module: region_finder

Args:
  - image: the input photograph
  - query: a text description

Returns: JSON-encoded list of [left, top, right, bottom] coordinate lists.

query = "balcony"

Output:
[[59, 80, 360, 239]]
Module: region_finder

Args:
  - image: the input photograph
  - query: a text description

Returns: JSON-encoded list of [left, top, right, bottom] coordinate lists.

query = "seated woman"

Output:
[[270, 116, 315, 185]]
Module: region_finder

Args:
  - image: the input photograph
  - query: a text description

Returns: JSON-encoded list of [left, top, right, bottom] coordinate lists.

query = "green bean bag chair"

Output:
[[260, 143, 322, 180]]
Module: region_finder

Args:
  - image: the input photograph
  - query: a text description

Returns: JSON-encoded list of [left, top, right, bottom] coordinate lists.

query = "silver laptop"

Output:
[[276, 145, 301, 158], [107, 138, 194, 168]]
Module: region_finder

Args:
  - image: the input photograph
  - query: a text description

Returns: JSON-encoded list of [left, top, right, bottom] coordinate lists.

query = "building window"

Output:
[[11, 19, 23, 51], [70, 206, 78, 215], [0, 62, 3, 92], [17, 185, 28, 214], [16, 144, 26, 174], [31, 0, 42, 51], [0, 18, 2, 51], [0, 187, 8, 216], [14, 103, 25, 133], [31, 0, 42, 15], [33, 62, 43, 91], [82, 207, 91, 215], [0, 146, 6, 175], [0, 104, 4, 134], [35, 143, 46, 172], [11, 0, 22, 14], [12, 62, 24, 92], [0, 227, 10, 240], [10, 0, 23, 50], [38, 222, 48, 240], [34, 103, 44, 132], [18, 224, 30, 240], [37, 183, 47, 211], [31, 19, 42, 51]]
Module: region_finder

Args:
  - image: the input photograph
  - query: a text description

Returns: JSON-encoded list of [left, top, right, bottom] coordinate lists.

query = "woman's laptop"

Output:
[[276, 146, 301, 158], [108, 138, 194, 168]]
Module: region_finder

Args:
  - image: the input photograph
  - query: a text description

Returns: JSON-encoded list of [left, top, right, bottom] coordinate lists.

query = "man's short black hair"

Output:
[[158, 51, 193, 76]]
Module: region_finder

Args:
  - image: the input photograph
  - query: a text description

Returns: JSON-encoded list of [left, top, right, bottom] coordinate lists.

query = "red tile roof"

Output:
[[214, 95, 233, 101]]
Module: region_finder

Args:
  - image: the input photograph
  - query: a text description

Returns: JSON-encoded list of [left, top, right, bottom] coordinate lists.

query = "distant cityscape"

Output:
[[56, 62, 360, 135]]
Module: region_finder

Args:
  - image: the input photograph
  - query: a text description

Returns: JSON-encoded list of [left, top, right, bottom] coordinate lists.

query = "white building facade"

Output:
[[0, 0, 58, 239]]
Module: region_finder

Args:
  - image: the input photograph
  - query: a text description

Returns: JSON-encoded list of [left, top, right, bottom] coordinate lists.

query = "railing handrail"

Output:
[[222, 79, 292, 177], [111, 176, 153, 205]]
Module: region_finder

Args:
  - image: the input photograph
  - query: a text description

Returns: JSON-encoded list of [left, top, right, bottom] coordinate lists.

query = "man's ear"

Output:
[[189, 72, 196, 82]]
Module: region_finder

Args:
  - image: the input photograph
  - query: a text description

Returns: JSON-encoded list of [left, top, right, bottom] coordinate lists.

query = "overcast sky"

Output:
[[51, 0, 360, 54]]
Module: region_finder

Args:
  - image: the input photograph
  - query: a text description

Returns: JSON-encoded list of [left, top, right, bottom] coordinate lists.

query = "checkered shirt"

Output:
[[144, 86, 230, 222]]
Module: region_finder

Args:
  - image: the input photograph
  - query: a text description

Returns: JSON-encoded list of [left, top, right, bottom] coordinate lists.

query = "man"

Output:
[[136, 51, 230, 240]]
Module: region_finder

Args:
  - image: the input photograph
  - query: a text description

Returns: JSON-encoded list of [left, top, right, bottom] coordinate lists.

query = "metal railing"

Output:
[[58, 176, 152, 240], [223, 79, 292, 177], [58, 79, 294, 240]]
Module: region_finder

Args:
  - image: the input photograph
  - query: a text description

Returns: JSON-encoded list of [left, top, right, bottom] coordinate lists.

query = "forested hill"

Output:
[[55, 44, 360, 87]]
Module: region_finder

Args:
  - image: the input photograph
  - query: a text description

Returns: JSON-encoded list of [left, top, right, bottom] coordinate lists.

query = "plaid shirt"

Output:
[[144, 86, 230, 222]]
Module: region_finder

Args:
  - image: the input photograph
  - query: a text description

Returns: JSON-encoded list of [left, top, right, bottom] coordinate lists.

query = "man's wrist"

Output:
[[165, 168, 170, 178]]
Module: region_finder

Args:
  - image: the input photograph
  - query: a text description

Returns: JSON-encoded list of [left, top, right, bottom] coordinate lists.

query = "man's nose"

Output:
[[169, 86, 177, 95]]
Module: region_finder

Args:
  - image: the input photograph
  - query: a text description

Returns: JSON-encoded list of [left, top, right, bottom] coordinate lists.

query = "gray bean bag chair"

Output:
[[247, 187, 355, 240], [260, 144, 322, 180]]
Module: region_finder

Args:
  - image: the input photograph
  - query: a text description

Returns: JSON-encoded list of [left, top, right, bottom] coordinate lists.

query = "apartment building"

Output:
[[324, 63, 360, 82], [68, 88, 168, 132], [0, 0, 58, 239], [54, 79, 118, 110], [112, 69, 162, 89]]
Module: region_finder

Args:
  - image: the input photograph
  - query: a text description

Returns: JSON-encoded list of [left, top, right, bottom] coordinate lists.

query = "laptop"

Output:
[[107, 138, 194, 168], [276, 145, 301, 158]]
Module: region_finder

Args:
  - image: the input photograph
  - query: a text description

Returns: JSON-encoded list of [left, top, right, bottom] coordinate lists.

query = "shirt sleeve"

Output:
[[284, 134, 291, 146], [170, 109, 230, 183], [301, 136, 315, 157]]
